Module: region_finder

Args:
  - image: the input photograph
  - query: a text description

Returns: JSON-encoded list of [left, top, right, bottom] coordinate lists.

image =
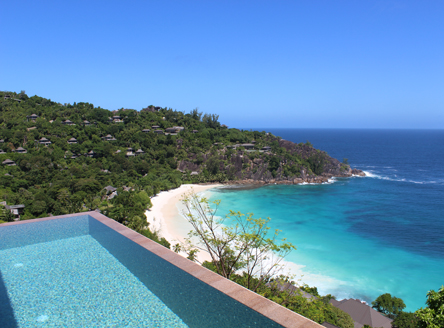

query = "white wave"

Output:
[[362, 171, 441, 185], [362, 170, 379, 178]]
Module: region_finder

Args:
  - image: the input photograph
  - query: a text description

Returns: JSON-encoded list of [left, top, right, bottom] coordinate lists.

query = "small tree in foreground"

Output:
[[180, 190, 296, 292]]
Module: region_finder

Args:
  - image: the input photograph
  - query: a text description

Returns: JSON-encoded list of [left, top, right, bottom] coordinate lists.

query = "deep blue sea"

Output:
[[208, 129, 444, 311]]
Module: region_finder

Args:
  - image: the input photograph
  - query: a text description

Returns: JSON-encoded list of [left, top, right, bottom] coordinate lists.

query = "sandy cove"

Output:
[[144, 183, 222, 263]]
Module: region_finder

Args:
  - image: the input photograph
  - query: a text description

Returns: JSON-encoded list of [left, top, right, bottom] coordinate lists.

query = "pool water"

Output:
[[0, 215, 284, 328], [0, 235, 187, 327]]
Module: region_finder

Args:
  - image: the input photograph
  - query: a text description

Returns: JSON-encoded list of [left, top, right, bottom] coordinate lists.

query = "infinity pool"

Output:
[[0, 214, 289, 327]]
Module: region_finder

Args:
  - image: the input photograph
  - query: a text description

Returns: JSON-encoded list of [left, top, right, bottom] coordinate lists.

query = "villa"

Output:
[[38, 137, 51, 146], [2, 159, 16, 166], [102, 134, 117, 141], [26, 114, 39, 122], [14, 147, 27, 154], [62, 119, 76, 126]]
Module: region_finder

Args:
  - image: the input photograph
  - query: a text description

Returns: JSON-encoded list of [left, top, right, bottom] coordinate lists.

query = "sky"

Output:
[[1, 0, 443, 129]]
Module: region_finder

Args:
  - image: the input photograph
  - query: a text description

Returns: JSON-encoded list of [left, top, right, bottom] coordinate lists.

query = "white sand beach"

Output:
[[145, 184, 222, 263]]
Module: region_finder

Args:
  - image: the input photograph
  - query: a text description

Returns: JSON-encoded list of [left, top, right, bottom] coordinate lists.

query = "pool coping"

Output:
[[1, 212, 323, 328]]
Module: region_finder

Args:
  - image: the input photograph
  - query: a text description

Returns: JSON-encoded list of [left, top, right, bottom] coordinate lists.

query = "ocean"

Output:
[[207, 129, 444, 311]]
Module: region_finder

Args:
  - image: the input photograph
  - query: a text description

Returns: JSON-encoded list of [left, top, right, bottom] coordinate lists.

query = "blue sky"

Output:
[[1, 0, 443, 128]]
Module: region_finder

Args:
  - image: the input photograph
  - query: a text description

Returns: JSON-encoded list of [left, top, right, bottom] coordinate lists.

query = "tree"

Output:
[[372, 293, 406, 319], [392, 312, 419, 328], [415, 286, 444, 328], [180, 191, 296, 292]]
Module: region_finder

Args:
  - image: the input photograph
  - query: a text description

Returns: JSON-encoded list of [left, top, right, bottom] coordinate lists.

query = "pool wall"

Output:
[[0, 212, 323, 328]]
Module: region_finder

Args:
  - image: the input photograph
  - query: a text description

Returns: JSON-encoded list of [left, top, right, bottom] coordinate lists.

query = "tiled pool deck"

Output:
[[1, 212, 322, 328]]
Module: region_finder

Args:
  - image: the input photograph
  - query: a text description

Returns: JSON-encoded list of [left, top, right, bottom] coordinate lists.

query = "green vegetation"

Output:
[[0, 91, 342, 235], [372, 293, 406, 319], [415, 286, 444, 328]]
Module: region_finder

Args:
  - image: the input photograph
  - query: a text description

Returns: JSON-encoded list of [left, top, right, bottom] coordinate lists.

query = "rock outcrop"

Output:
[[178, 136, 365, 185]]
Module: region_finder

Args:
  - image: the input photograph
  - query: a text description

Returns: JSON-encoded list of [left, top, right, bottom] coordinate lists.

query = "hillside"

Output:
[[0, 90, 363, 225]]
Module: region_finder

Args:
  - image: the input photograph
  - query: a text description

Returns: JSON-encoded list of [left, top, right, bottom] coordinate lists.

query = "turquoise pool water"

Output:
[[0, 216, 283, 328]]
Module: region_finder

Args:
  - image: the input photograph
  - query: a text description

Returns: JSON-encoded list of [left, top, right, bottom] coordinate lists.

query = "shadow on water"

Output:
[[0, 270, 18, 328]]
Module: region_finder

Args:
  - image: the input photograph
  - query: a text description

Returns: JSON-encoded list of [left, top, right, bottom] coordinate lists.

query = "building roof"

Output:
[[4, 204, 25, 210], [142, 129, 151, 132], [2, 159, 15, 165], [15, 147, 26, 152], [104, 185, 117, 192], [330, 299, 393, 328], [68, 137, 77, 141]]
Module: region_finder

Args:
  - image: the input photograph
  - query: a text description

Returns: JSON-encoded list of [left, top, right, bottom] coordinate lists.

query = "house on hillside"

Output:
[[0, 149, 5, 154], [330, 298, 393, 328], [261, 146, 271, 152], [62, 119, 76, 126], [2, 159, 16, 166], [104, 186, 117, 193], [15, 147, 27, 154], [142, 129, 151, 133], [126, 151, 135, 157], [4, 94, 11, 100], [1, 202, 25, 220], [151, 125, 160, 129], [86, 150, 95, 158], [27, 114, 39, 122], [192, 130, 198, 134], [67, 138, 78, 144], [154, 130, 164, 135], [102, 134, 117, 141], [241, 143, 255, 150], [83, 120, 92, 126], [112, 116, 123, 123], [135, 149, 145, 155], [0, 139, 4, 143], [39, 137, 51, 146]]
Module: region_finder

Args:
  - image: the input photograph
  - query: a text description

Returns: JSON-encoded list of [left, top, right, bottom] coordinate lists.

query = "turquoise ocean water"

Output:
[[206, 129, 444, 311]]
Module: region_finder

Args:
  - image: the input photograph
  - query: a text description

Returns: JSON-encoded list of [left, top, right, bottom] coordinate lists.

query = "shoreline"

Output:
[[144, 173, 366, 263], [145, 183, 222, 263]]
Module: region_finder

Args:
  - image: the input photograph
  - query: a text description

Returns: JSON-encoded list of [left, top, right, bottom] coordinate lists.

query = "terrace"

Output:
[[0, 213, 322, 328]]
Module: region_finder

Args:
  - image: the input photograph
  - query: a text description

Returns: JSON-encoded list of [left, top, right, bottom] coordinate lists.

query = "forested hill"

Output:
[[0, 90, 363, 224]]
